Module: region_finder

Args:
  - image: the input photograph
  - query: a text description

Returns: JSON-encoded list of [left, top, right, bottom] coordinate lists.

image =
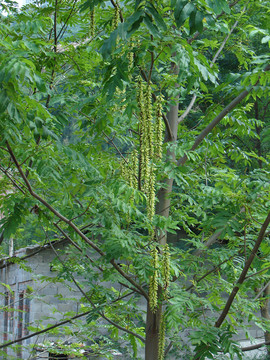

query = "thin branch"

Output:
[[245, 265, 270, 280], [178, 64, 270, 166], [178, 15, 242, 124], [69, 199, 94, 222], [0, 239, 66, 270], [56, 0, 78, 41], [253, 280, 270, 301], [185, 253, 237, 291], [215, 210, 270, 328], [0, 166, 26, 194], [53, 222, 104, 273], [241, 340, 270, 352], [178, 94, 197, 124], [79, 111, 128, 163], [119, 281, 146, 296], [187, 0, 242, 44], [192, 230, 222, 257], [0, 290, 137, 350], [211, 15, 241, 65], [164, 340, 173, 356], [0, 310, 92, 350], [48, 241, 145, 343], [5, 141, 148, 299]]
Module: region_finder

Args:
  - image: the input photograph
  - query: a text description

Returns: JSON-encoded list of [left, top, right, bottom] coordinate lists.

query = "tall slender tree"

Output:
[[0, 0, 270, 359]]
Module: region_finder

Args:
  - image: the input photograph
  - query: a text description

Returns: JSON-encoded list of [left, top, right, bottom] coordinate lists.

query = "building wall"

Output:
[[0, 244, 83, 360], [0, 243, 268, 359]]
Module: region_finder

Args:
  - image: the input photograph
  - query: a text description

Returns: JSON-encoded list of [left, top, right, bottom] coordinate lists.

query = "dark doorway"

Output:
[[48, 354, 68, 360]]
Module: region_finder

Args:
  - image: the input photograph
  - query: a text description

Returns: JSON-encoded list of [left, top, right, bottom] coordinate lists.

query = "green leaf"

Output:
[[143, 13, 161, 37], [174, 0, 188, 22], [79, 0, 105, 11], [189, 10, 204, 34], [145, 3, 167, 31], [175, 1, 195, 28]]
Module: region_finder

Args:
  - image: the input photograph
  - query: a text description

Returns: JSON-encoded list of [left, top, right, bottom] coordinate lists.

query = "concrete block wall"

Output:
[[1, 243, 269, 359], [0, 243, 87, 360]]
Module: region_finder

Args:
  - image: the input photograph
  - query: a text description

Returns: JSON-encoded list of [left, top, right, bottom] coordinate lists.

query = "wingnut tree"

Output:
[[0, 0, 270, 359]]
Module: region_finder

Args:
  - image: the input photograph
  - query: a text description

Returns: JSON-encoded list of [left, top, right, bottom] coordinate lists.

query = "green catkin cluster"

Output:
[[145, 85, 154, 159], [130, 149, 138, 189], [158, 312, 166, 360], [112, 6, 120, 30], [149, 247, 159, 312], [147, 164, 156, 221], [90, 9, 95, 38], [137, 78, 158, 221], [120, 159, 128, 181], [162, 244, 170, 298], [128, 51, 134, 72], [120, 150, 138, 190], [155, 95, 164, 160], [137, 77, 148, 189]]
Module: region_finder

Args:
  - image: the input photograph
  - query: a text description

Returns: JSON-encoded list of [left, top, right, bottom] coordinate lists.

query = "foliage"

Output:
[[0, 0, 270, 359]]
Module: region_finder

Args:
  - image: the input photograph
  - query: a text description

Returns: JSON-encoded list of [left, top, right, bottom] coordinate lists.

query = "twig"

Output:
[[245, 265, 270, 280], [241, 340, 270, 352], [185, 253, 237, 291], [79, 111, 128, 163], [0, 284, 137, 351], [178, 63, 270, 166], [56, 0, 78, 41], [0, 166, 26, 194], [178, 15, 242, 124], [48, 241, 145, 343], [253, 280, 270, 301], [215, 211, 270, 328], [53, 222, 104, 272], [5, 141, 148, 299]]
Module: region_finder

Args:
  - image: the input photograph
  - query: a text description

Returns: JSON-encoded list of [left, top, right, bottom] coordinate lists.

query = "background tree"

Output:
[[0, 0, 270, 359]]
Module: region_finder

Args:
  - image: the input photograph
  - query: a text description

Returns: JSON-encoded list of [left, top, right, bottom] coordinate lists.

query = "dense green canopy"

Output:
[[0, 0, 270, 359]]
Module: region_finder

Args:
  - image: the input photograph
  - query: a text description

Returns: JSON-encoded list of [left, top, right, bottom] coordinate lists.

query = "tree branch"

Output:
[[53, 222, 104, 273], [245, 265, 270, 280], [185, 253, 237, 291], [0, 310, 91, 350], [241, 340, 270, 352], [56, 0, 78, 41], [48, 240, 145, 343], [0, 289, 137, 350], [178, 13, 245, 124], [5, 141, 148, 299], [215, 210, 270, 328], [178, 63, 270, 166]]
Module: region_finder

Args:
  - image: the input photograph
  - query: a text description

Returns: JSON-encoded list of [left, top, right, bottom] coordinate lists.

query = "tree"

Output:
[[0, 0, 270, 359]]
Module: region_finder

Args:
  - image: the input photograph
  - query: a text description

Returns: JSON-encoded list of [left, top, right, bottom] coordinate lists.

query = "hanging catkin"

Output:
[[147, 164, 156, 221], [149, 247, 159, 312], [162, 244, 170, 298], [90, 9, 95, 37], [158, 312, 166, 360], [137, 77, 148, 191], [155, 95, 164, 160], [112, 5, 120, 30]]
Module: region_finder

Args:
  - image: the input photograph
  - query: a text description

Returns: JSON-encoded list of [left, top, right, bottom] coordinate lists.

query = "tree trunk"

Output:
[[145, 100, 179, 359], [145, 302, 163, 360]]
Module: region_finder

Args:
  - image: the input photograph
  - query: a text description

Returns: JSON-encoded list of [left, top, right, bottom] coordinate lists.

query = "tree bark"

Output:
[[145, 99, 179, 358], [145, 302, 163, 360]]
